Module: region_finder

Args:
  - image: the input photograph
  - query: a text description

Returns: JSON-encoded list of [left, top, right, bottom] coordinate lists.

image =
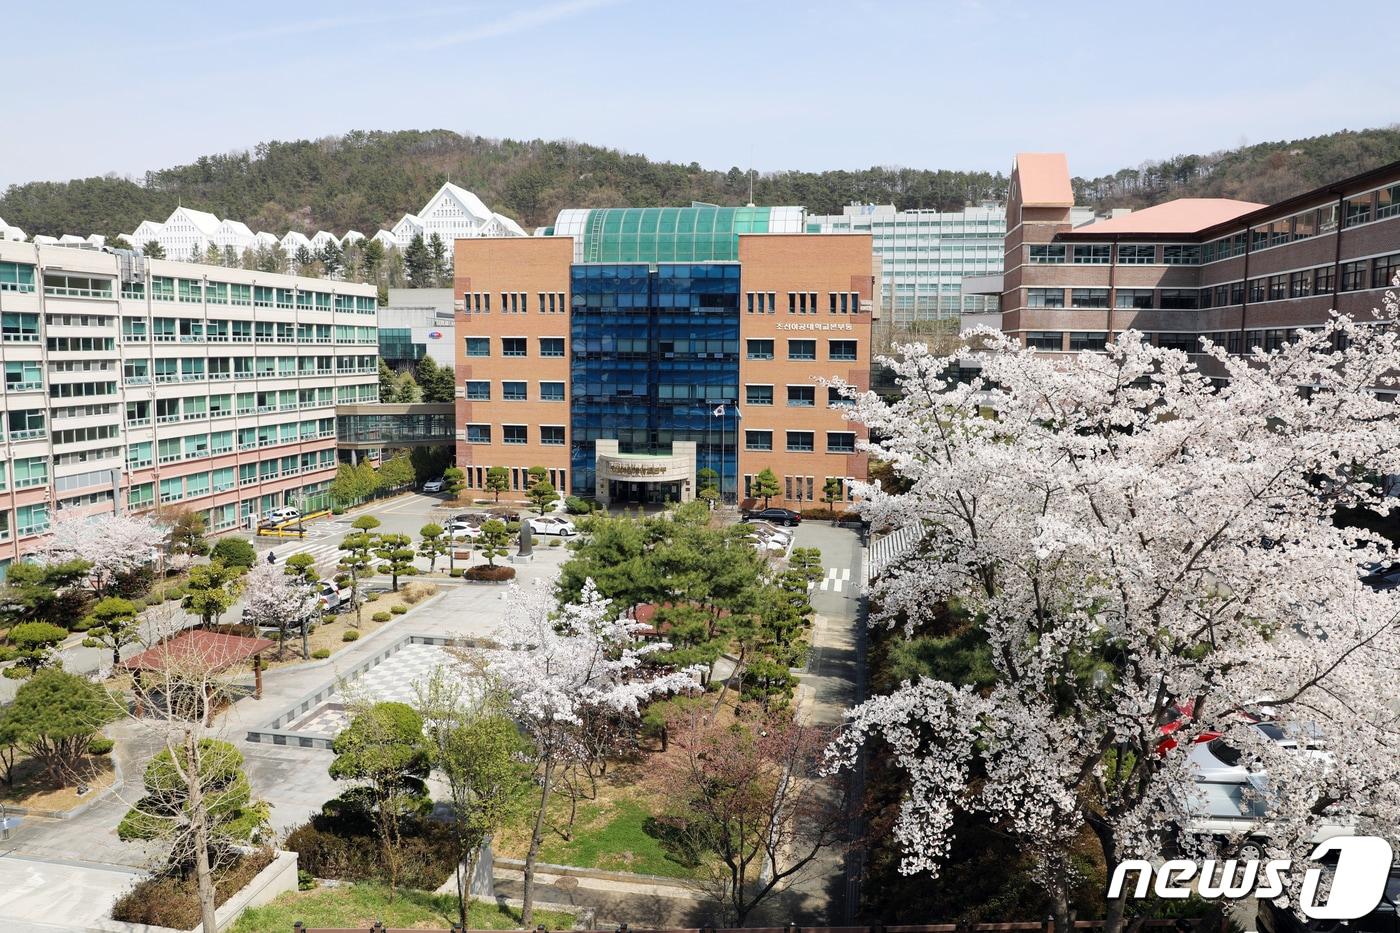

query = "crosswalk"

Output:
[[819, 567, 852, 592], [271, 540, 344, 573], [865, 523, 926, 583]]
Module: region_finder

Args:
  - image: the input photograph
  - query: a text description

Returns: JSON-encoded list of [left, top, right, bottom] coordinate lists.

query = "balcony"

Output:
[[156, 414, 181, 424], [9, 429, 46, 441], [124, 376, 151, 387], [44, 285, 112, 299], [6, 381, 42, 392], [3, 333, 39, 344], [126, 417, 151, 428], [127, 458, 152, 469]]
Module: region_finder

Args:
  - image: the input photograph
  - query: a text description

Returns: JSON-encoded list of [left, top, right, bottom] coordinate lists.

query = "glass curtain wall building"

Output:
[[805, 204, 1006, 323], [552, 204, 806, 263], [569, 263, 740, 498]]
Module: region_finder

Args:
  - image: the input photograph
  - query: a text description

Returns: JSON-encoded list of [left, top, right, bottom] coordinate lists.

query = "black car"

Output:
[[744, 508, 802, 527], [1258, 864, 1400, 933]]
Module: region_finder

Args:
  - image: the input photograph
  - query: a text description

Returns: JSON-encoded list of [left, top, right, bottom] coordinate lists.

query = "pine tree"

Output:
[[428, 232, 450, 286], [142, 241, 166, 259], [404, 234, 434, 288]]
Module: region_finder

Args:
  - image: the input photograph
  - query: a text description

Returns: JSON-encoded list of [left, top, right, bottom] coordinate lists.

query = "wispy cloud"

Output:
[[416, 0, 619, 49]]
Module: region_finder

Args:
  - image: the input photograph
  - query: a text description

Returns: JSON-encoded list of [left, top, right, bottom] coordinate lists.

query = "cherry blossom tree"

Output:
[[40, 511, 166, 596], [241, 560, 320, 658], [829, 304, 1400, 933], [486, 580, 699, 925]]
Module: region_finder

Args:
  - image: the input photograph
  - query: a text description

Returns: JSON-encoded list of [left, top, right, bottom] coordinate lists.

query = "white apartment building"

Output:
[[0, 241, 379, 574], [805, 203, 1007, 324]]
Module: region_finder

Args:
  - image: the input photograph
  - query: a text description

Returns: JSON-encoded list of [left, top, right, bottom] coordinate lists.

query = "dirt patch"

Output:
[[0, 752, 116, 812]]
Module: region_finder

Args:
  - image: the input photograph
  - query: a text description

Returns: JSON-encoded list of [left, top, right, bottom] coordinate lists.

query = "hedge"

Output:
[[464, 565, 515, 582]]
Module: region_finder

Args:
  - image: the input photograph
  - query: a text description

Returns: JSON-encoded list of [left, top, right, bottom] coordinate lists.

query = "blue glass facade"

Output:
[[569, 263, 740, 498]]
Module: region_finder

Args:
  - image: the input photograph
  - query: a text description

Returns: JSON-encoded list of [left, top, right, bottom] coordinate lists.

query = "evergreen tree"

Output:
[[753, 468, 781, 508], [203, 243, 221, 265], [428, 232, 450, 285], [361, 238, 385, 284], [319, 240, 344, 279], [403, 233, 434, 287], [485, 466, 509, 502], [141, 240, 165, 259], [415, 357, 455, 403], [222, 244, 238, 266], [293, 244, 315, 274]]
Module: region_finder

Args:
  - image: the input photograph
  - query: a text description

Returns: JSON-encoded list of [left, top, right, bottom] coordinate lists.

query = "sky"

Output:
[[2, 0, 1398, 191]]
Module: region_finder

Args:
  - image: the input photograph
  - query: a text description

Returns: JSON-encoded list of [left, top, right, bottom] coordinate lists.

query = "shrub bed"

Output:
[[399, 582, 437, 605], [341, 630, 360, 642], [284, 818, 455, 890], [799, 507, 863, 523], [390, 605, 407, 615], [312, 648, 331, 660], [111, 847, 275, 928], [371, 611, 390, 623], [464, 565, 515, 582]]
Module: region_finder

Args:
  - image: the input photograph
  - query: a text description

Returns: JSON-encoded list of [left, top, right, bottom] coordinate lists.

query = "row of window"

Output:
[[126, 389, 340, 425], [464, 424, 567, 446], [465, 381, 566, 402], [118, 354, 377, 383], [135, 278, 377, 313], [745, 385, 851, 408], [741, 474, 854, 503], [458, 464, 568, 492], [127, 419, 336, 467], [462, 336, 860, 361], [142, 449, 338, 505], [1028, 244, 1201, 265], [465, 292, 568, 314], [120, 318, 376, 344], [1026, 288, 1200, 310], [743, 430, 857, 453], [1023, 327, 1335, 355], [744, 291, 863, 315]]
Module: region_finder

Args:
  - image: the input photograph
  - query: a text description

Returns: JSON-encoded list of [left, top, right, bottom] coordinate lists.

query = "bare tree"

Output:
[[659, 707, 846, 925], [116, 605, 269, 931]]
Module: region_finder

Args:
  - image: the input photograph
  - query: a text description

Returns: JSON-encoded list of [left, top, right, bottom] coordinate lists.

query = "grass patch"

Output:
[[231, 882, 573, 932]]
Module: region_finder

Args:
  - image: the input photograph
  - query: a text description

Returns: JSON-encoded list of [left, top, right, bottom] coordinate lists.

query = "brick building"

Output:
[[998, 153, 1400, 359], [453, 206, 873, 510]]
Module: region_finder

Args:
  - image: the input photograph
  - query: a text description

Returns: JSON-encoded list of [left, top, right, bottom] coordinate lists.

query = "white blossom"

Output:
[[40, 511, 167, 592], [240, 560, 320, 642], [828, 298, 1400, 916]]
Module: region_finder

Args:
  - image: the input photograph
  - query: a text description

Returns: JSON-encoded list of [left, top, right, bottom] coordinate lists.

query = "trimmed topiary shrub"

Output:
[[390, 604, 407, 615], [341, 629, 360, 642], [209, 536, 257, 569], [312, 647, 331, 659], [549, 538, 562, 547], [371, 611, 390, 623], [464, 565, 515, 582], [449, 568, 464, 577], [88, 736, 115, 755]]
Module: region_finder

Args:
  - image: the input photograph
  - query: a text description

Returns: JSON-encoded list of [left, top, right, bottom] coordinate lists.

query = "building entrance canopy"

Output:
[[594, 440, 696, 506]]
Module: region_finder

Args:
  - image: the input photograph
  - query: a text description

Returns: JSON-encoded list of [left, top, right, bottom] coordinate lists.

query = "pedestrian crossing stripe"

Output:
[[817, 567, 851, 592]]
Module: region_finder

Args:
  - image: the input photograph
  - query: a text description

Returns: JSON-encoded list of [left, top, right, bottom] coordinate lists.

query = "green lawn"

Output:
[[231, 883, 574, 932], [524, 794, 702, 879]]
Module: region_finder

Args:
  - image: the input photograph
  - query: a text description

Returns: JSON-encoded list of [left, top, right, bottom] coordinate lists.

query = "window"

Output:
[[1028, 244, 1066, 264], [17, 504, 48, 537], [1293, 211, 1318, 240], [466, 424, 491, 444], [540, 382, 565, 401], [1268, 275, 1288, 301], [540, 425, 565, 446], [786, 431, 815, 452], [1156, 333, 1200, 352], [2, 312, 39, 342], [1071, 289, 1110, 308], [502, 381, 527, 401], [1341, 260, 1370, 292], [1072, 244, 1110, 264], [1248, 278, 1267, 302], [746, 385, 773, 406], [1378, 186, 1400, 221], [465, 380, 490, 400], [745, 430, 773, 451], [828, 386, 852, 407], [788, 340, 816, 361], [539, 337, 565, 357], [501, 338, 526, 357], [13, 457, 47, 488], [503, 425, 527, 445], [1159, 290, 1199, 310], [827, 432, 856, 453], [465, 337, 490, 357], [8, 409, 44, 439], [1117, 244, 1156, 264], [1163, 245, 1200, 265], [5, 361, 41, 392], [0, 262, 36, 293], [1115, 289, 1153, 309], [746, 339, 774, 360], [1288, 271, 1311, 298], [1025, 331, 1063, 351], [829, 340, 857, 361], [787, 386, 816, 407], [1069, 332, 1108, 351], [1345, 195, 1373, 228], [1027, 288, 1065, 309], [1372, 254, 1400, 290], [1230, 281, 1246, 304], [1314, 265, 1335, 295]]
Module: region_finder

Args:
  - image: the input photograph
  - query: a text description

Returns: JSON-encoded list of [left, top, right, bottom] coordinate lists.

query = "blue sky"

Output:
[[3, 0, 1397, 191]]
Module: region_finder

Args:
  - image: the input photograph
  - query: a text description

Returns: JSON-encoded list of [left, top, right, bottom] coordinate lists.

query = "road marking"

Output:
[[820, 567, 845, 592]]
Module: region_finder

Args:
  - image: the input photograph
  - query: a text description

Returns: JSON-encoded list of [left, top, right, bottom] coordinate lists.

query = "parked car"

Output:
[[1258, 864, 1400, 933], [318, 581, 351, 612], [744, 507, 802, 527], [528, 515, 577, 536], [1360, 561, 1400, 591], [421, 477, 445, 493], [261, 506, 301, 525], [445, 521, 482, 540]]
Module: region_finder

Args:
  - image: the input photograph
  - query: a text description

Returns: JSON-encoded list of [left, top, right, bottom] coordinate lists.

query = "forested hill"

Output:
[[3, 126, 1399, 240]]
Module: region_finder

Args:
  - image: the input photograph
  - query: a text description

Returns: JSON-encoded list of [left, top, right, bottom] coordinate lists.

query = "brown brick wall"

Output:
[[737, 234, 873, 510]]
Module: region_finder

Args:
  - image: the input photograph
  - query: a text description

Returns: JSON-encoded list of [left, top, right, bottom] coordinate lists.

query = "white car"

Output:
[[422, 478, 445, 493], [445, 521, 481, 540], [528, 516, 577, 536], [263, 506, 300, 524]]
